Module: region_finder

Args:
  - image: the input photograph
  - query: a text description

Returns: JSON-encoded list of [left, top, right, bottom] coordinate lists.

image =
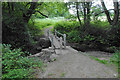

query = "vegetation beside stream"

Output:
[[2, 1, 120, 78], [53, 20, 120, 53]]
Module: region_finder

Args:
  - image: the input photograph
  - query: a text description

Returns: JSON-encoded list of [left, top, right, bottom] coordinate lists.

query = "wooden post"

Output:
[[55, 29, 56, 37], [51, 34, 54, 49], [64, 34, 66, 48], [60, 37, 62, 50], [47, 30, 49, 37]]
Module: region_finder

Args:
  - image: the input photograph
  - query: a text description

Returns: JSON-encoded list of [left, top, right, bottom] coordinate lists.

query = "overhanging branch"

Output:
[[35, 10, 48, 18], [95, 9, 114, 16]]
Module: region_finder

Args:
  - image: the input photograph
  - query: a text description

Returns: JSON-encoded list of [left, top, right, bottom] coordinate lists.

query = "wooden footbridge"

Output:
[[47, 29, 66, 49]]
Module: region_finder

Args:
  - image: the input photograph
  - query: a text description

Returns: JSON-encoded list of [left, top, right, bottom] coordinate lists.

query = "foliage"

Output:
[[91, 20, 110, 29], [2, 44, 43, 78], [2, 2, 41, 54], [54, 20, 80, 33], [28, 17, 65, 37], [67, 30, 81, 43], [110, 50, 120, 66], [43, 2, 69, 17], [53, 19, 120, 52], [65, 14, 77, 19], [110, 50, 120, 77]]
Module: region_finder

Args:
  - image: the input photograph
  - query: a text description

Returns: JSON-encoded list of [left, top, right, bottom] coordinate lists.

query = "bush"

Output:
[[110, 49, 120, 77], [110, 50, 120, 65], [67, 30, 81, 43], [91, 20, 110, 29], [2, 44, 43, 78], [53, 20, 120, 52], [28, 18, 63, 37], [54, 20, 80, 34]]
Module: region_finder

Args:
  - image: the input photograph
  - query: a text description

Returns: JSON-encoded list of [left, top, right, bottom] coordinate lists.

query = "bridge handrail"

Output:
[[55, 29, 66, 48], [47, 30, 54, 49], [55, 29, 64, 36]]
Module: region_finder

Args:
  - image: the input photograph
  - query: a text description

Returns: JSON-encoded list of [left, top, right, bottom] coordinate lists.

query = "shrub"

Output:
[[2, 44, 43, 78], [54, 20, 79, 34], [91, 20, 110, 29], [53, 20, 120, 52], [67, 30, 81, 43], [110, 49, 120, 77], [110, 50, 120, 65]]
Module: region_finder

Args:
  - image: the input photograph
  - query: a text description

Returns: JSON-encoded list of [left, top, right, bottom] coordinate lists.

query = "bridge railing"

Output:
[[47, 30, 54, 49], [55, 29, 66, 48]]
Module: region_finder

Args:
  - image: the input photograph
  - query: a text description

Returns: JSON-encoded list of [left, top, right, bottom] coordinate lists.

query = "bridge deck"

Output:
[[53, 35, 61, 49]]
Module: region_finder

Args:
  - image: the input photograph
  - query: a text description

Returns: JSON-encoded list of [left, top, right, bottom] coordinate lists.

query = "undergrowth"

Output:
[[1, 44, 43, 78], [28, 17, 65, 37]]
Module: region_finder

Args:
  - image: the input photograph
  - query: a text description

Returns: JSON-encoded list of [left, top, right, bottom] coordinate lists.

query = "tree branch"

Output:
[[35, 10, 48, 18], [95, 9, 114, 16]]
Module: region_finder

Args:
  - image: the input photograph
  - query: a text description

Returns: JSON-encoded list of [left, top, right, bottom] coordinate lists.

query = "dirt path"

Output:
[[36, 27, 118, 78]]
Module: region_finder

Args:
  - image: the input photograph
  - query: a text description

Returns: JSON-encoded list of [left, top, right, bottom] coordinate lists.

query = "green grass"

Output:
[[89, 50, 120, 78], [90, 56, 108, 64], [110, 50, 120, 77], [60, 72, 65, 77], [28, 17, 65, 37]]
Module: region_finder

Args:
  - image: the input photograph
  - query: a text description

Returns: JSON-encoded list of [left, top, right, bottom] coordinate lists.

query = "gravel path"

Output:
[[36, 46, 117, 78]]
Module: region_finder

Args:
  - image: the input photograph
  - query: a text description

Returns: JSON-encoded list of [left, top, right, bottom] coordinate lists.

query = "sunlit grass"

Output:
[[28, 17, 65, 37]]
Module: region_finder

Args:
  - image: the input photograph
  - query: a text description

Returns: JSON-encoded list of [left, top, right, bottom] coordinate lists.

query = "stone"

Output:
[[38, 38, 51, 48], [33, 36, 40, 41], [36, 47, 42, 51]]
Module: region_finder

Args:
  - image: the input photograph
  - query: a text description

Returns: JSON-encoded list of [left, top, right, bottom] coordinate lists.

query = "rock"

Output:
[[38, 38, 51, 48], [42, 49, 54, 54], [35, 52, 43, 57], [33, 36, 40, 41], [113, 74, 117, 77], [36, 47, 42, 51]]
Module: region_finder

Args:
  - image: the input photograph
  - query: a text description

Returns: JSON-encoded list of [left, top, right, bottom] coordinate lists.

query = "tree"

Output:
[[81, 2, 92, 26], [2, 2, 47, 54], [101, 0, 119, 26], [76, 2, 82, 26]]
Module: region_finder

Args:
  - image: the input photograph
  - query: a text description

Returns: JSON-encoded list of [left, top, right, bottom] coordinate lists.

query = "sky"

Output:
[[93, 0, 114, 9], [69, 0, 120, 15]]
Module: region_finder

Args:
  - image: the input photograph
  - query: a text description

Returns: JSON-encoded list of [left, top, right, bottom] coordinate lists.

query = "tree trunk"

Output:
[[23, 2, 39, 23], [101, 0, 112, 25], [83, 2, 86, 25], [7, 2, 11, 14], [86, 2, 91, 26], [101, 0, 119, 26], [76, 2, 82, 26], [112, 2, 119, 26]]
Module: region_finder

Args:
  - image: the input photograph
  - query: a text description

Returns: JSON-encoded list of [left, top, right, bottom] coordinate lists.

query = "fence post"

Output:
[[55, 29, 56, 37], [51, 34, 54, 49], [64, 34, 66, 48], [60, 37, 62, 50], [47, 30, 49, 37]]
